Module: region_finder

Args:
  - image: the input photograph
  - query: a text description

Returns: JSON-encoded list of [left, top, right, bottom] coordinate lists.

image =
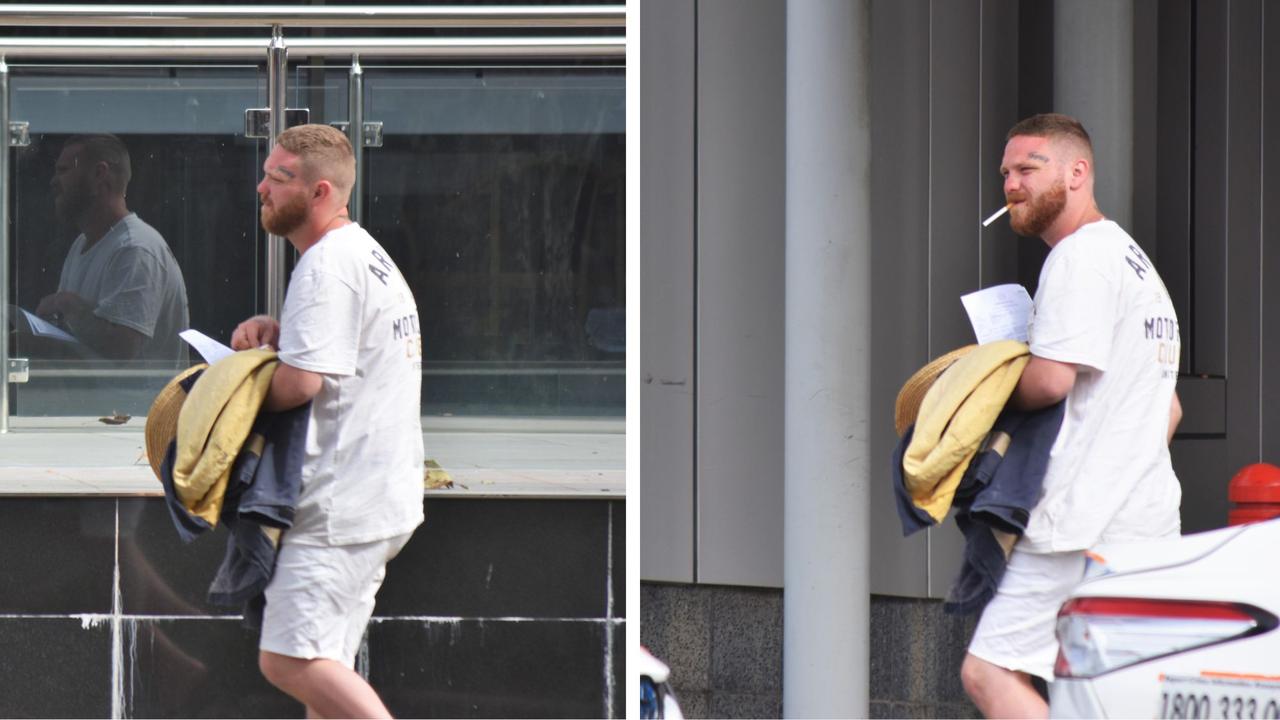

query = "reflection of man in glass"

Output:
[[35, 134, 189, 362]]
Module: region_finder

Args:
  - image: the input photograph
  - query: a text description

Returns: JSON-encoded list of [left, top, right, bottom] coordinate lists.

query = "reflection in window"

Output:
[[8, 66, 262, 417], [5, 65, 624, 421], [357, 67, 625, 417]]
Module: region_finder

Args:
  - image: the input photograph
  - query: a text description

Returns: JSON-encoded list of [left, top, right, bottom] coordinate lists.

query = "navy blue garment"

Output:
[[892, 425, 938, 536], [943, 401, 1065, 615], [207, 402, 308, 628], [159, 391, 308, 629]]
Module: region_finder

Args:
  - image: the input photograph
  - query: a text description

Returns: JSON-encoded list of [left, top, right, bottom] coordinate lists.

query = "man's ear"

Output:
[[313, 179, 333, 201], [1068, 157, 1090, 190]]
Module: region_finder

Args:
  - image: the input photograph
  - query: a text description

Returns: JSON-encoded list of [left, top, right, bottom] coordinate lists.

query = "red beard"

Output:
[[260, 192, 308, 236], [1009, 178, 1067, 238]]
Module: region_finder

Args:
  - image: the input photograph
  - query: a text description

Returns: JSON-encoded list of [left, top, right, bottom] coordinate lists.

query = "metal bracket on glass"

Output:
[[6, 358, 27, 383], [243, 108, 311, 139], [8, 121, 28, 147], [328, 121, 384, 148]]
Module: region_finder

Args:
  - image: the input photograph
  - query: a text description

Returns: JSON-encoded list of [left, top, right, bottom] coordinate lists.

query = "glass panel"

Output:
[[7, 65, 264, 417], [356, 66, 626, 418]]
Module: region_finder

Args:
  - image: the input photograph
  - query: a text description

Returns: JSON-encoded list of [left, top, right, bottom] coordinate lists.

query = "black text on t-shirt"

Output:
[[369, 249, 394, 286], [1126, 243, 1152, 281]]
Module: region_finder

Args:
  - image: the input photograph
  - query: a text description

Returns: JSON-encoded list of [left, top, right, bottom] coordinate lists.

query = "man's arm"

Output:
[[37, 290, 145, 359], [1011, 355, 1078, 411], [232, 315, 319, 410], [266, 362, 323, 412], [1168, 390, 1183, 445]]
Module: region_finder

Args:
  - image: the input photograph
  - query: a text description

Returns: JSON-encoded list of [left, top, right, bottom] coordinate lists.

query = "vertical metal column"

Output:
[[0, 58, 9, 433], [264, 24, 287, 318], [1054, 0, 1134, 230], [783, 0, 870, 715], [348, 54, 364, 224]]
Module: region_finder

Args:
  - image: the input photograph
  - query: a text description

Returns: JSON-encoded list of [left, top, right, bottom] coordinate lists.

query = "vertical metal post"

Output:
[[783, 0, 870, 715], [348, 54, 364, 224], [0, 57, 10, 433], [264, 24, 287, 318]]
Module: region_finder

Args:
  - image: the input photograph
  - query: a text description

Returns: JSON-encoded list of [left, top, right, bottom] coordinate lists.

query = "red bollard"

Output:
[[1228, 463, 1280, 525]]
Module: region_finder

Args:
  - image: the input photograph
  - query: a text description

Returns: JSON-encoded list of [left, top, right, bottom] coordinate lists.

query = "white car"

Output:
[[1052, 519, 1280, 718], [639, 646, 684, 719]]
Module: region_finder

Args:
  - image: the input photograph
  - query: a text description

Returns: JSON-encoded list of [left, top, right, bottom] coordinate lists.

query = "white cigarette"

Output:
[[982, 204, 1010, 227]]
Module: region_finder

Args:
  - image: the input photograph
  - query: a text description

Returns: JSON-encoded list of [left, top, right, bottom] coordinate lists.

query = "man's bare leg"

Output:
[[259, 651, 391, 719], [960, 653, 1048, 719]]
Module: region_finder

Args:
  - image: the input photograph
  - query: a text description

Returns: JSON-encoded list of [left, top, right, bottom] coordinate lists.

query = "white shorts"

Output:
[[260, 533, 412, 666], [967, 549, 1087, 682]]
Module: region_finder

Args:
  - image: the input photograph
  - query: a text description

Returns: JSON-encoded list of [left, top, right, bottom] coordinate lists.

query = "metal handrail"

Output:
[[0, 37, 624, 59], [0, 60, 9, 433], [0, 4, 625, 29], [264, 26, 287, 318], [348, 55, 364, 224]]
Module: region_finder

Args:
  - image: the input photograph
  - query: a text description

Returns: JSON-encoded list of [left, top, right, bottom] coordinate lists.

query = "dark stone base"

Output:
[[0, 496, 623, 718], [640, 583, 979, 719]]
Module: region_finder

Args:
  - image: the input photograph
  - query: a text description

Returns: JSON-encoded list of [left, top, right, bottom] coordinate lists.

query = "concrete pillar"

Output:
[[1054, 0, 1134, 229], [783, 0, 870, 716]]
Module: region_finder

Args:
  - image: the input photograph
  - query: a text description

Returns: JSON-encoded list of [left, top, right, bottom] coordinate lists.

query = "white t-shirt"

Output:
[[277, 223, 426, 546], [1020, 219, 1182, 553], [59, 213, 189, 364]]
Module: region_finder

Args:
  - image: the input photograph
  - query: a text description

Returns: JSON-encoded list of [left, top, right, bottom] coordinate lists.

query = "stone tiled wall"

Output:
[[640, 584, 979, 719], [640, 584, 782, 718], [869, 595, 979, 719], [0, 496, 624, 719]]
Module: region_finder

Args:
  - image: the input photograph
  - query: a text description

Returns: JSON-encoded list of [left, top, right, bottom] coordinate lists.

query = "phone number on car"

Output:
[[1160, 691, 1280, 719]]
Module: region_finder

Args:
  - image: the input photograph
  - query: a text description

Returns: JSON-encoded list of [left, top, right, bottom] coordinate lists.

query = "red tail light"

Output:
[[1055, 597, 1277, 679]]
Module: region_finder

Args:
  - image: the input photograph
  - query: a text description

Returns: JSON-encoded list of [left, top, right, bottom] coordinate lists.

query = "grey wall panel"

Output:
[[1132, 0, 1157, 260], [979, 0, 1022, 289], [925, 0, 982, 598], [868, 0, 930, 597], [1053, 0, 1135, 232], [1223, 0, 1263, 487], [1172, 438, 1230, 532], [640, 0, 697, 583], [950, 0, 1022, 600], [1262, 0, 1280, 462], [1152, 0, 1193, 372], [695, 0, 786, 587], [1014, 0, 1054, 293], [927, 0, 983, 357], [1176, 377, 1226, 436], [1192, 0, 1229, 377]]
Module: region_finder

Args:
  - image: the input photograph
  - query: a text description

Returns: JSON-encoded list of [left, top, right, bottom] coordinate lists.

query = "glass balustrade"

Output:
[[8, 64, 264, 417], [5, 58, 624, 423]]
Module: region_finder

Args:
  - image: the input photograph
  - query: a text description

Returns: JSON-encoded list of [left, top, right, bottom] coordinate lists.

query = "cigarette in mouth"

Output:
[[982, 204, 1011, 227]]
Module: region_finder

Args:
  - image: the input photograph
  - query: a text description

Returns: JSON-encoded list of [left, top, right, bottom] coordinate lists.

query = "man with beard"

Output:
[[35, 134, 188, 362], [959, 114, 1184, 718], [230, 124, 423, 719]]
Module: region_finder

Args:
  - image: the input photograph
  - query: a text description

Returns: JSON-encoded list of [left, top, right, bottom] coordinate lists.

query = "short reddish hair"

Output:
[[1006, 113, 1093, 162]]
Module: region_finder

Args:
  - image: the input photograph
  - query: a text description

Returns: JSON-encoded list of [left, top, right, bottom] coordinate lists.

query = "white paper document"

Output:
[[179, 328, 235, 365], [7, 304, 78, 343], [960, 283, 1033, 345]]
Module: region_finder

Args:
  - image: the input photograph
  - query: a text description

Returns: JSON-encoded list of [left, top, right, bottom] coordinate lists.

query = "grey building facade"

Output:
[[640, 0, 1277, 716]]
